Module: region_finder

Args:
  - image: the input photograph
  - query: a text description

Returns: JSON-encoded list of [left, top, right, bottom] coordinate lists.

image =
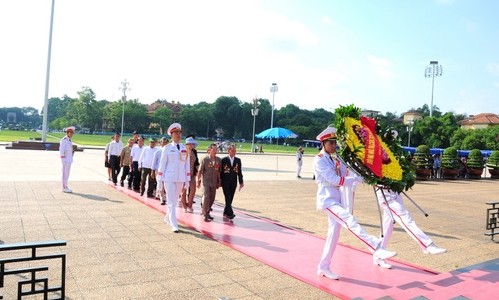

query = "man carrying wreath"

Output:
[[313, 126, 397, 280]]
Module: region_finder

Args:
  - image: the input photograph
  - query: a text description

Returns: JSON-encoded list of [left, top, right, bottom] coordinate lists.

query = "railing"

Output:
[[485, 202, 499, 241], [0, 240, 66, 300]]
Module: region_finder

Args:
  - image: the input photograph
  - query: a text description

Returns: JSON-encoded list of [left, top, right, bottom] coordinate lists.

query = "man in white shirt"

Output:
[[107, 132, 123, 186], [130, 137, 144, 192], [59, 126, 75, 193], [152, 137, 169, 204], [157, 123, 190, 233], [138, 138, 158, 197]]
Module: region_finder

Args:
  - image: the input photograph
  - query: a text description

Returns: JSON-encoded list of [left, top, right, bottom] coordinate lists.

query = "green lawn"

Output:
[[0, 129, 303, 154]]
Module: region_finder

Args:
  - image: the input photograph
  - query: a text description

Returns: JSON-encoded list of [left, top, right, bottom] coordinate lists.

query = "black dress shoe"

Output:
[[140, 191, 144, 196], [227, 214, 236, 219], [207, 215, 214, 220], [120, 181, 124, 187], [161, 201, 166, 205], [204, 216, 211, 222]]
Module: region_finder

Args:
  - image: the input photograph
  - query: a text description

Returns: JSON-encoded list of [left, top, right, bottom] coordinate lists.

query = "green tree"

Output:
[[212, 96, 243, 139], [179, 102, 214, 138], [152, 107, 172, 134], [104, 99, 150, 133]]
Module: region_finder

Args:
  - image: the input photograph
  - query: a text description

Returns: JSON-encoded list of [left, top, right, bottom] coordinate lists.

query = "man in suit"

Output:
[[157, 123, 190, 233], [220, 144, 244, 220]]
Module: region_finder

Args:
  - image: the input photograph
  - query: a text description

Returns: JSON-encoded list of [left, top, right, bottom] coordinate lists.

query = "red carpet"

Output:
[[108, 182, 498, 299]]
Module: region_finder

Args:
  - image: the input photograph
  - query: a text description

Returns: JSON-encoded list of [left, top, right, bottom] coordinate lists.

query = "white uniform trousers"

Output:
[[340, 185, 355, 214], [378, 191, 433, 250], [61, 162, 72, 189], [165, 181, 184, 230], [297, 160, 303, 176], [319, 203, 380, 271]]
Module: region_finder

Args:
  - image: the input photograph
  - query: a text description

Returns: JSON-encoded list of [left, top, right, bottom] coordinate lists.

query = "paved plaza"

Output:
[[0, 145, 498, 299]]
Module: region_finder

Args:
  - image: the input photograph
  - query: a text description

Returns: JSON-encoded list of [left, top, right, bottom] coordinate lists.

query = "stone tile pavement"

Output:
[[0, 146, 498, 299]]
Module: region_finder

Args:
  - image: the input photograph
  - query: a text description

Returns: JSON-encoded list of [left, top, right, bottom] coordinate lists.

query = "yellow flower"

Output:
[[344, 117, 402, 181]]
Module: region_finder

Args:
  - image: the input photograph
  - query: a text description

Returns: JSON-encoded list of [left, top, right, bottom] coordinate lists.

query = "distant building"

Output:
[[459, 113, 499, 130], [361, 109, 380, 118], [402, 110, 423, 125]]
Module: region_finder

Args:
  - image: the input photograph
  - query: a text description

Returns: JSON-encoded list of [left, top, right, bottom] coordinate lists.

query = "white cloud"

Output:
[[367, 55, 394, 80], [486, 63, 499, 76]]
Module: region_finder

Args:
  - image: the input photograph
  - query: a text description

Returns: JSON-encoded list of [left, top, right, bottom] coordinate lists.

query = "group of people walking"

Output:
[[60, 123, 445, 281], [100, 123, 244, 232]]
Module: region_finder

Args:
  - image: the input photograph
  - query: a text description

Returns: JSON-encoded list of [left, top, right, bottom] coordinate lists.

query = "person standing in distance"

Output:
[[60, 126, 75, 193], [296, 146, 304, 178], [313, 126, 397, 280], [220, 144, 244, 220], [157, 123, 190, 233]]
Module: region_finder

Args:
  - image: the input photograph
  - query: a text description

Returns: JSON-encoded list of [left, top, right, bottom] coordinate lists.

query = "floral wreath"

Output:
[[334, 104, 415, 193]]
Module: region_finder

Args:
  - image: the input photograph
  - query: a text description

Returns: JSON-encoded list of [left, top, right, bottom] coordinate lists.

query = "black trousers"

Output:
[[109, 155, 121, 184], [222, 181, 237, 217], [131, 161, 141, 190], [120, 165, 130, 185]]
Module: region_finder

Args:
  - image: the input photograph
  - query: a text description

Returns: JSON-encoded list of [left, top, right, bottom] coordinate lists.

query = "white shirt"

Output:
[[59, 135, 73, 163], [130, 144, 144, 162], [138, 146, 157, 169], [108, 140, 123, 158], [313, 151, 349, 210], [152, 147, 163, 171]]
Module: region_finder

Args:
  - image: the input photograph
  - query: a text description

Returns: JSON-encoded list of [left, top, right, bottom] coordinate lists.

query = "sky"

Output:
[[1, 0, 498, 117]]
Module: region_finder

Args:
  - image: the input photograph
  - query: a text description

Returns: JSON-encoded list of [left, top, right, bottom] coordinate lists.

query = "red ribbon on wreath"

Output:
[[360, 116, 383, 177]]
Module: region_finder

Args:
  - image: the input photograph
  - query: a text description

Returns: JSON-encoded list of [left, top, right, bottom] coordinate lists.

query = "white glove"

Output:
[[353, 174, 364, 183], [343, 176, 357, 187]]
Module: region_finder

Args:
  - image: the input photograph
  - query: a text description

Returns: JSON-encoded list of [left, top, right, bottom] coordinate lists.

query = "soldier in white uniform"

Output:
[[157, 123, 190, 233], [296, 146, 304, 178], [374, 188, 446, 269], [313, 126, 397, 280], [59, 126, 75, 193]]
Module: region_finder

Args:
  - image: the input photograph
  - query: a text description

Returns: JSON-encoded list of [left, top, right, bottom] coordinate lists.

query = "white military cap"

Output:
[[167, 123, 182, 135], [65, 126, 76, 132], [316, 126, 337, 142], [185, 137, 197, 145]]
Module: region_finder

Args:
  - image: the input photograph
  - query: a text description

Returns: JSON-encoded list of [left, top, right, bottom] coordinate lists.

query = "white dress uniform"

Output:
[[375, 188, 444, 252], [313, 126, 396, 279], [59, 127, 74, 192], [157, 123, 190, 232], [296, 148, 303, 177]]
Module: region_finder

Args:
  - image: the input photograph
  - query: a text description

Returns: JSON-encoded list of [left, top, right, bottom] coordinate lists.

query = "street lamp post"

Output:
[[119, 79, 130, 137], [269, 83, 278, 143], [251, 97, 260, 153], [424, 61, 443, 117], [42, 0, 55, 142], [406, 120, 414, 147]]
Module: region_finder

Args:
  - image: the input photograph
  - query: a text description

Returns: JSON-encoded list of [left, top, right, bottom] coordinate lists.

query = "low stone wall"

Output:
[[5, 140, 82, 152]]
